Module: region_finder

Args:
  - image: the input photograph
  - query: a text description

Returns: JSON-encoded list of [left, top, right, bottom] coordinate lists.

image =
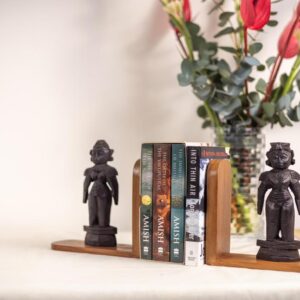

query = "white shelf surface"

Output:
[[1, 231, 300, 300]]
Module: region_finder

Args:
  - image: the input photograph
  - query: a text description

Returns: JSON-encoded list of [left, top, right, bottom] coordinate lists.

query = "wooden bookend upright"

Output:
[[51, 160, 141, 259], [206, 159, 300, 273]]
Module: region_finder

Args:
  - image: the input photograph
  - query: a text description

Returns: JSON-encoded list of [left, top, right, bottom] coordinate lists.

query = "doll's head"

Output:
[[90, 140, 114, 165], [266, 143, 295, 170]]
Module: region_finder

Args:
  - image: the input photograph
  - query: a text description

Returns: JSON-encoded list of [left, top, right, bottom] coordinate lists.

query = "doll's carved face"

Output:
[[90, 140, 114, 165], [90, 147, 112, 164], [267, 149, 292, 170]]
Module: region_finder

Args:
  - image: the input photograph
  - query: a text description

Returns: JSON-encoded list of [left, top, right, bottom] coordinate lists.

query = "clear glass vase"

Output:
[[214, 125, 265, 235]]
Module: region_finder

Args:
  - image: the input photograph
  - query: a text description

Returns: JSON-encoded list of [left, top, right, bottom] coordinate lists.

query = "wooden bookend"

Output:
[[206, 159, 300, 273], [51, 160, 141, 259]]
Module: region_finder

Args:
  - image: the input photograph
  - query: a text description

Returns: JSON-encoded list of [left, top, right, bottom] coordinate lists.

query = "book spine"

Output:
[[170, 144, 185, 263], [185, 146, 201, 266], [153, 144, 171, 261], [140, 144, 153, 260]]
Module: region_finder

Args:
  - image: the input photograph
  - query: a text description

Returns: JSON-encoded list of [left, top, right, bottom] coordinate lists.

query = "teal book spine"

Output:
[[140, 144, 153, 259], [170, 144, 185, 263]]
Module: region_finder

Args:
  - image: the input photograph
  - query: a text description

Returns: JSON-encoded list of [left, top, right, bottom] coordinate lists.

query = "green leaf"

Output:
[[194, 75, 207, 87], [249, 43, 263, 55], [256, 79, 267, 94], [177, 59, 193, 86], [208, 0, 225, 14], [243, 56, 261, 66], [194, 86, 212, 100], [280, 73, 288, 87], [202, 120, 212, 128], [218, 12, 235, 27], [278, 111, 293, 127], [262, 102, 275, 118], [231, 67, 252, 86], [266, 56, 276, 68], [219, 46, 237, 54], [214, 27, 235, 38], [257, 65, 266, 71], [186, 22, 200, 36], [197, 105, 207, 118], [288, 105, 300, 122], [253, 116, 267, 127], [221, 98, 242, 117], [268, 20, 278, 27], [218, 60, 231, 79], [276, 92, 295, 111], [248, 92, 262, 117]]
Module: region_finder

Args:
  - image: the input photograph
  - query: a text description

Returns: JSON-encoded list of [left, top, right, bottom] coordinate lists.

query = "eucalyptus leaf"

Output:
[[278, 111, 293, 127], [262, 102, 275, 118], [197, 105, 207, 118], [194, 86, 212, 100], [219, 46, 237, 54], [177, 59, 193, 86], [268, 20, 278, 27], [194, 75, 208, 87], [249, 43, 263, 55], [214, 27, 235, 38], [242, 56, 261, 67], [256, 79, 267, 94], [276, 92, 295, 111], [231, 67, 252, 86], [257, 65, 266, 71], [218, 12, 235, 27], [202, 120, 212, 128], [266, 56, 276, 68]]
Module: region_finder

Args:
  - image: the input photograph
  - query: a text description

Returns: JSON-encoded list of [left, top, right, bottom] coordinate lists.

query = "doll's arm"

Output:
[[83, 169, 92, 203], [108, 176, 119, 205], [257, 172, 269, 215], [290, 170, 300, 215]]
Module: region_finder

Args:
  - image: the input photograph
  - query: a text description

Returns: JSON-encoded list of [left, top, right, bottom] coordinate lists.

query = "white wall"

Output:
[[0, 0, 299, 241]]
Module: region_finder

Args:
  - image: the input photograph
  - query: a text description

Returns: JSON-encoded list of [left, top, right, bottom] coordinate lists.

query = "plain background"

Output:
[[1, 0, 300, 243]]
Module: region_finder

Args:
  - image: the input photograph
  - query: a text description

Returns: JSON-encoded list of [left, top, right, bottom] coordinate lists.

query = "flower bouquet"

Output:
[[161, 0, 300, 233]]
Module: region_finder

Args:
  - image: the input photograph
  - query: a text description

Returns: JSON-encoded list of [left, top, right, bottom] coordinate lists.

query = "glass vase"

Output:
[[214, 125, 265, 235]]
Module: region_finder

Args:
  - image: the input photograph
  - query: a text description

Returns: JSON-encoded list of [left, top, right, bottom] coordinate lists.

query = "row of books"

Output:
[[139, 143, 229, 266]]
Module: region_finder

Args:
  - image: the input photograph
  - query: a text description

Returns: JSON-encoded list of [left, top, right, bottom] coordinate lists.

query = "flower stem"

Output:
[[176, 33, 189, 58], [264, 15, 300, 103], [282, 55, 300, 95], [243, 27, 249, 97]]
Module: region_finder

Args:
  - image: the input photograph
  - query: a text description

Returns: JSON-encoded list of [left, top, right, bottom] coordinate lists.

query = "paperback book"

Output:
[[140, 144, 153, 259], [185, 145, 229, 266]]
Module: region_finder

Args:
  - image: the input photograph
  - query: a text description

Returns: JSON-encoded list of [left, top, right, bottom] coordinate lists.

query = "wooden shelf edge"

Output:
[[208, 253, 300, 273], [51, 240, 139, 258]]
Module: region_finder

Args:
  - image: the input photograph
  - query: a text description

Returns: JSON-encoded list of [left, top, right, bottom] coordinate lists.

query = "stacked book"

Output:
[[140, 143, 229, 266]]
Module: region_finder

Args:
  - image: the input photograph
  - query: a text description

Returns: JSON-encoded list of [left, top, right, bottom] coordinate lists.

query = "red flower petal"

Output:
[[183, 0, 191, 22], [278, 18, 300, 59], [241, 0, 256, 28], [250, 0, 271, 30]]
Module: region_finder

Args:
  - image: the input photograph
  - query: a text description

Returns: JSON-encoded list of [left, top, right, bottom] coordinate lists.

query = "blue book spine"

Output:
[[170, 144, 185, 263]]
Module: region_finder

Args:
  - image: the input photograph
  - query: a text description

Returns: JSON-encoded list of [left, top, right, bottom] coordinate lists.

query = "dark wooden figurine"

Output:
[[83, 140, 119, 247], [257, 142, 300, 262]]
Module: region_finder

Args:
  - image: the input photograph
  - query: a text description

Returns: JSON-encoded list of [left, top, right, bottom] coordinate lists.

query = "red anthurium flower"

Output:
[[183, 0, 191, 23], [278, 4, 300, 59], [278, 19, 300, 59], [240, 0, 271, 30]]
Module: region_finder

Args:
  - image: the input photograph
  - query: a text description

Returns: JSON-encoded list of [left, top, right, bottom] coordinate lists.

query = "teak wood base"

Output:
[[205, 160, 300, 273], [52, 158, 300, 272], [51, 160, 141, 259], [51, 240, 136, 258]]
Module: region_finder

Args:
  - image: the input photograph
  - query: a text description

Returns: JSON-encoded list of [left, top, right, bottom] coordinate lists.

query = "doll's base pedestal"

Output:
[[256, 239, 300, 262], [84, 225, 117, 247]]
